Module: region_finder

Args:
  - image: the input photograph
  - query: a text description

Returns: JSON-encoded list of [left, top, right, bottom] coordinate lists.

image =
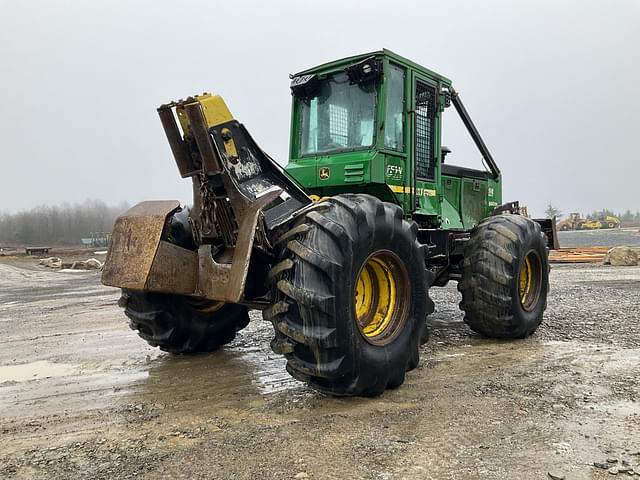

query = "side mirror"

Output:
[[441, 146, 452, 163]]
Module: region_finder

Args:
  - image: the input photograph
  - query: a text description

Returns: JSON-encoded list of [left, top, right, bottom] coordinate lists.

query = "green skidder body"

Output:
[[285, 49, 502, 230], [103, 49, 558, 397]]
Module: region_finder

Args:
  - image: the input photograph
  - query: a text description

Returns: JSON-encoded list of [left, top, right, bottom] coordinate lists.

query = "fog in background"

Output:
[[1, 0, 638, 218]]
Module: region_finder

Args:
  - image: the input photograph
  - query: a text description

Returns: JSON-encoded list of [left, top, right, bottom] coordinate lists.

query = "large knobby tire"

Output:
[[264, 194, 433, 397], [119, 290, 250, 353], [117, 206, 249, 353], [458, 214, 549, 338]]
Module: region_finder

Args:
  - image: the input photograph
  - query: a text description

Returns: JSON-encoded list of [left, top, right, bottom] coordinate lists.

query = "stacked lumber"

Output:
[[548, 246, 609, 263]]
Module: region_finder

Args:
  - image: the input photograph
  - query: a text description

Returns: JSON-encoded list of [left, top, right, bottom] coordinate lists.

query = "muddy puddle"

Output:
[[0, 360, 78, 383]]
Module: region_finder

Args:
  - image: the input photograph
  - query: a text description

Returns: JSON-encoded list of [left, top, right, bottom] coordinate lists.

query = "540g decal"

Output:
[[386, 164, 403, 181]]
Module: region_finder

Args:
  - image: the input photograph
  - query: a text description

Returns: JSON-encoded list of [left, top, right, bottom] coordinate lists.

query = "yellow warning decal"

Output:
[[388, 185, 436, 197]]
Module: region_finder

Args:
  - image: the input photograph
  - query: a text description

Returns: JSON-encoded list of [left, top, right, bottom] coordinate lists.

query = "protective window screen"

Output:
[[384, 64, 404, 151], [329, 104, 348, 146], [299, 72, 376, 156], [415, 81, 435, 180]]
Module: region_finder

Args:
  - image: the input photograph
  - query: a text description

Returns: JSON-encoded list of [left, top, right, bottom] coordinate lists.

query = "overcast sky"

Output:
[[1, 0, 638, 217]]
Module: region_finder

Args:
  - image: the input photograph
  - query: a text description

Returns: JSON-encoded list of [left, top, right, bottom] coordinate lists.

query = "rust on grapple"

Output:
[[102, 200, 184, 291], [103, 94, 311, 305]]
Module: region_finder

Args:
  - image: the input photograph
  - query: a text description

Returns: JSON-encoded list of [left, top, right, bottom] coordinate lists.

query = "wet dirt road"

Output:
[[1, 259, 639, 479]]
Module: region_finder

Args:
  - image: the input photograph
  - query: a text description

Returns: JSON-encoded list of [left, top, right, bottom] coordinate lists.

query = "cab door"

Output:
[[381, 61, 411, 212], [410, 72, 441, 219]]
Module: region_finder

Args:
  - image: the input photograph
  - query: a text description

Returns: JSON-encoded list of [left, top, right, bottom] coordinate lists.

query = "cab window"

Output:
[[384, 64, 405, 151]]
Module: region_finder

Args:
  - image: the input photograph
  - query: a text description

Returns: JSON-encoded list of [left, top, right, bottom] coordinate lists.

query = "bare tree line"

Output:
[[0, 200, 130, 245], [545, 203, 640, 223]]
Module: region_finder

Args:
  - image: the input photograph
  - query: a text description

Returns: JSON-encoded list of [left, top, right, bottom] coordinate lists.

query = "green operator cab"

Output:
[[285, 49, 502, 230]]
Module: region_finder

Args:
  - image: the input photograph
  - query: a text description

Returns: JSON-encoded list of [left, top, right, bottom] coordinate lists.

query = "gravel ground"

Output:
[[0, 254, 639, 479]]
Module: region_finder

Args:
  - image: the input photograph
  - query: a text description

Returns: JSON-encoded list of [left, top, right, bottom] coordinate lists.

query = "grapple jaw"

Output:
[[102, 94, 312, 306]]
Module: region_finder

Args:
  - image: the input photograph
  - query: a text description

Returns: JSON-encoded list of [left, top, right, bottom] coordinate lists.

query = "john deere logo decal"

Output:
[[319, 166, 330, 180]]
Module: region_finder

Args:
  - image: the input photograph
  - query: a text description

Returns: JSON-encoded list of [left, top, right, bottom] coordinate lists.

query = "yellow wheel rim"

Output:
[[354, 250, 410, 346], [518, 250, 542, 312], [186, 297, 225, 313]]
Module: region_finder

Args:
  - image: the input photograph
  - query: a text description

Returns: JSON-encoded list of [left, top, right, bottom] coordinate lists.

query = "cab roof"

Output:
[[292, 49, 452, 87]]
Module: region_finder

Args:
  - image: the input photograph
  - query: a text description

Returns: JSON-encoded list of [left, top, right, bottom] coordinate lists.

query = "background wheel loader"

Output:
[[558, 212, 620, 230], [557, 212, 588, 231], [102, 49, 558, 396]]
